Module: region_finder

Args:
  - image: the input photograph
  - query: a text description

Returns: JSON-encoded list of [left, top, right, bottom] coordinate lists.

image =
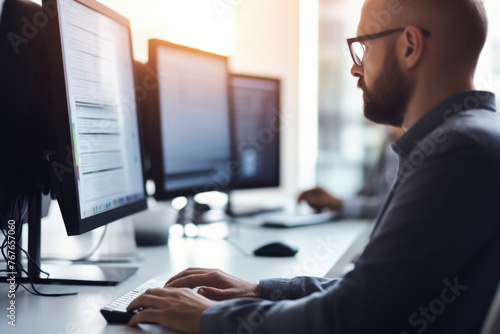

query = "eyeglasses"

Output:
[[347, 27, 431, 67]]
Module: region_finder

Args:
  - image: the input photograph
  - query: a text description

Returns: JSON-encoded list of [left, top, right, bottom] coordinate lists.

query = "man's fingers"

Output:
[[198, 287, 241, 301], [165, 275, 198, 288], [165, 274, 212, 288], [165, 268, 203, 284], [128, 308, 165, 326], [197, 287, 224, 300], [298, 190, 313, 203], [166, 272, 220, 288], [124, 286, 211, 333], [127, 292, 170, 312], [165, 268, 214, 285], [299, 187, 325, 203]]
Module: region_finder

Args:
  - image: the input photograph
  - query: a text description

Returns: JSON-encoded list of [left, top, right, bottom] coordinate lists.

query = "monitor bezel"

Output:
[[43, 0, 148, 235], [229, 73, 281, 190], [146, 39, 235, 200]]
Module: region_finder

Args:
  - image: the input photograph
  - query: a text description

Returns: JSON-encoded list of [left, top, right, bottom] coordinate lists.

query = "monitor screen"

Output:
[[230, 74, 280, 189], [146, 40, 233, 199], [46, 0, 147, 235]]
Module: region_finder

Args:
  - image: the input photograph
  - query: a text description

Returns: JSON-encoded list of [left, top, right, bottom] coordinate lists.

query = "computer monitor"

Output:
[[143, 39, 233, 201], [0, 0, 47, 228], [25, 0, 148, 284], [224, 74, 281, 216], [45, 0, 147, 235], [230, 74, 281, 190]]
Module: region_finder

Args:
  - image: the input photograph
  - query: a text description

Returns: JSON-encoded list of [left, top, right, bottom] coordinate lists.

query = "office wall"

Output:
[[318, 0, 374, 198], [232, 0, 318, 201], [476, 0, 500, 107], [96, 0, 236, 61]]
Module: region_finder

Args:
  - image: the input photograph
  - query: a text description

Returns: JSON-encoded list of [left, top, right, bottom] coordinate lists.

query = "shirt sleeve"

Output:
[[200, 134, 498, 334], [258, 276, 339, 301]]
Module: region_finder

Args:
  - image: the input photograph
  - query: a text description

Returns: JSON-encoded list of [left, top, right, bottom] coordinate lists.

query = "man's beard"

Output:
[[359, 52, 413, 127]]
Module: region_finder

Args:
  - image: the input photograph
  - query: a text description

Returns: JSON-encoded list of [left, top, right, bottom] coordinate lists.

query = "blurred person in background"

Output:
[[299, 125, 404, 220]]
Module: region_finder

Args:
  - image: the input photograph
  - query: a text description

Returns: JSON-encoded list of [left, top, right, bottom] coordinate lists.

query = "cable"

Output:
[[0, 194, 77, 297]]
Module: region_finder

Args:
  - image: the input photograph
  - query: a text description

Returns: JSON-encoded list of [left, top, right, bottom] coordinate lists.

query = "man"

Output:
[[299, 126, 404, 220], [127, 0, 500, 333]]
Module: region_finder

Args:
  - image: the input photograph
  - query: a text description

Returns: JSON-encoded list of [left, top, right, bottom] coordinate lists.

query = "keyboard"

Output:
[[100, 276, 168, 324], [262, 211, 338, 228]]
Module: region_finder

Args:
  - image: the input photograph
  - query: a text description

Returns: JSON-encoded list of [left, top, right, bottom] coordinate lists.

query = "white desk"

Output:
[[0, 219, 371, 334]]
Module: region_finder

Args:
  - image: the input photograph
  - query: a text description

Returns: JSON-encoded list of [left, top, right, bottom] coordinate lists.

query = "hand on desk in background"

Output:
[[298, 187, 343, 212], [165, 267, 260, 301], [127, 287, 214, 333]]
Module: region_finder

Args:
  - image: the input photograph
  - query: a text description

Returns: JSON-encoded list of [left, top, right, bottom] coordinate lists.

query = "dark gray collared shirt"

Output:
[[201, 91, 500, 334]]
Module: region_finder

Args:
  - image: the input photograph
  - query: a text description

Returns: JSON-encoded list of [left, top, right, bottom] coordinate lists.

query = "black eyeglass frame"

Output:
[[347, 27, 431, 67]]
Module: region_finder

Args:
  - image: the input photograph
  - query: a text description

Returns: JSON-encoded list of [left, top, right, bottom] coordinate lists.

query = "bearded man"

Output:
[[125, 1, 500, 333]]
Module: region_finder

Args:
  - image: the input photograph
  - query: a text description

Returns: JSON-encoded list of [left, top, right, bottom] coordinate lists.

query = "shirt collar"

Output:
[[392, 90, 497, 157]]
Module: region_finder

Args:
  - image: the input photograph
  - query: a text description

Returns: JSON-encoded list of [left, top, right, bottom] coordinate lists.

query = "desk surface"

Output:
[[0, 219, 371, 334]]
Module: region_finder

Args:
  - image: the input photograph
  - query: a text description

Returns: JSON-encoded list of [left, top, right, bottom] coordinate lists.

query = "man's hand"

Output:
[[165, 268, 259, 301], [127, 287, 215, 333], [298, 187, 343, 212]]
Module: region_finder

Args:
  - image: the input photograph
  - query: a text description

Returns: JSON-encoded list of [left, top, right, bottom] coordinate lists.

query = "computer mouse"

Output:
[[253, 241, 298, 257]]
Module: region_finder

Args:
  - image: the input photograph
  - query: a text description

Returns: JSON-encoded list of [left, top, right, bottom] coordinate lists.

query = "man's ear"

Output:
[[401, 26, 426, 69]]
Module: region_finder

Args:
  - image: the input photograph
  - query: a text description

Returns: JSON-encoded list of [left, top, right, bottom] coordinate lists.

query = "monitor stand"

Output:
[[176, 196, 203, 237], [175, 196, 229, 237], [0, 189, 137, 286], [225, 191, 282, 217]]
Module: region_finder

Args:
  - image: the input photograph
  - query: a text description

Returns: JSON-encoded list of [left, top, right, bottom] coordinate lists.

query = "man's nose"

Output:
[[351, 63, 363, 78]]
